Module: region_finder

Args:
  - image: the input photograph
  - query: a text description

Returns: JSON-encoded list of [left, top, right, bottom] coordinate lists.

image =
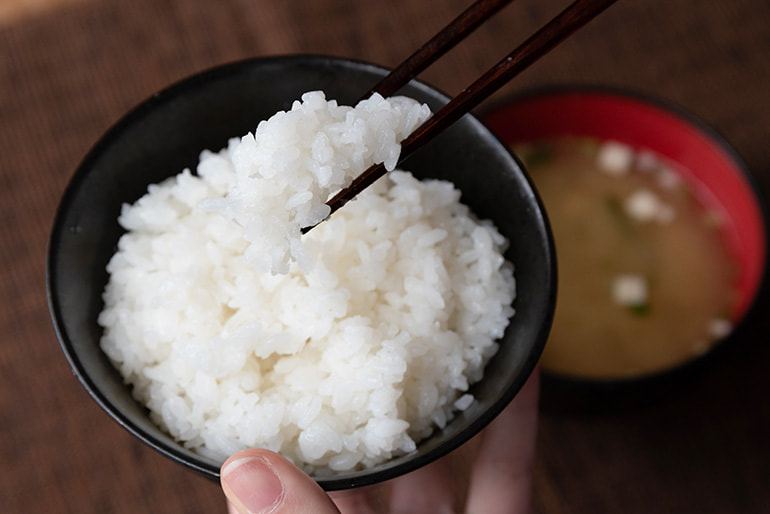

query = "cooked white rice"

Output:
[[98, 91, 516, 472], [199, 91, 432, 275]]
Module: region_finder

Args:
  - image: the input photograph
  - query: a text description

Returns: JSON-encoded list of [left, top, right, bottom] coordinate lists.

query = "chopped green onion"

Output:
[[627, 302, 651, 316], [515, 142, 552, 169]]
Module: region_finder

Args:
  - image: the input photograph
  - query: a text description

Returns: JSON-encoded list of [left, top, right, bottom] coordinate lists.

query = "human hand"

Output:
[[221, 369, 539, 514]]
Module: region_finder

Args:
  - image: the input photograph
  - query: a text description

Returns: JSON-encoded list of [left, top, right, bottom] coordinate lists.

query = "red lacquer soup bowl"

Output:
[[484, 87, 768, 411]]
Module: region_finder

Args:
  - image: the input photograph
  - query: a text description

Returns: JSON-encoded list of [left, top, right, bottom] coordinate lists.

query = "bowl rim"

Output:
[[482, 83, 769, 391], [46, 54, 555, 488]]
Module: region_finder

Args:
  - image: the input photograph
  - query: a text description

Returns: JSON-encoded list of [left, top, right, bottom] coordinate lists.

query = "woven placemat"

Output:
[[2, 0, 768, 512]]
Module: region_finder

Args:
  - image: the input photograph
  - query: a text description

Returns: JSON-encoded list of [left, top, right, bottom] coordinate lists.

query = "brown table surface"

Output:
[[3, 0, 769, 512]]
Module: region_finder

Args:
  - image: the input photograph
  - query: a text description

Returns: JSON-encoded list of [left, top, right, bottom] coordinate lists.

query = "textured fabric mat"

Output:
[[2, 0, 769, 512]]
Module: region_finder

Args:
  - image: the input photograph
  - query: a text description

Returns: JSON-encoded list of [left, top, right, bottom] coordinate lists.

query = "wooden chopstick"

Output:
[[308, 0, 619, 232], [361, 0, 515, 101]]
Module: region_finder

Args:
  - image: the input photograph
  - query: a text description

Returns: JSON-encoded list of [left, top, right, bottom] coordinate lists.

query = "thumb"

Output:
[[221, 448, 340, 514]]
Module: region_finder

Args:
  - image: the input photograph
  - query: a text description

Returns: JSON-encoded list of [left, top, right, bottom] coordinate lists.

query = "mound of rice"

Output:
[[199, 91, 432, 275], [98, 91, 516, 472]]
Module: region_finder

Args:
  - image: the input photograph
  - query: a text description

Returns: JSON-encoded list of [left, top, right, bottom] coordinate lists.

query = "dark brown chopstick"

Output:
[[361, 0, 515, 100], [307, 0, 619, 233]]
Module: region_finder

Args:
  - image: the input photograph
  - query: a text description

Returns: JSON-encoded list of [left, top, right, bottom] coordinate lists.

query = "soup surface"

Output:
[[516, 138, 737, 379]]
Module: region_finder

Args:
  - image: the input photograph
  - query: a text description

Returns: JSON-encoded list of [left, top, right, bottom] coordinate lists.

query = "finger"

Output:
[[388, 454, 455, 514], [221, 448, 340, 514], [464, 369, 540, 514]]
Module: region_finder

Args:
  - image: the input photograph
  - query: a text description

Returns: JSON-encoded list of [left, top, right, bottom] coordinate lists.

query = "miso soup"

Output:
[[517, 138, 737, 379]]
